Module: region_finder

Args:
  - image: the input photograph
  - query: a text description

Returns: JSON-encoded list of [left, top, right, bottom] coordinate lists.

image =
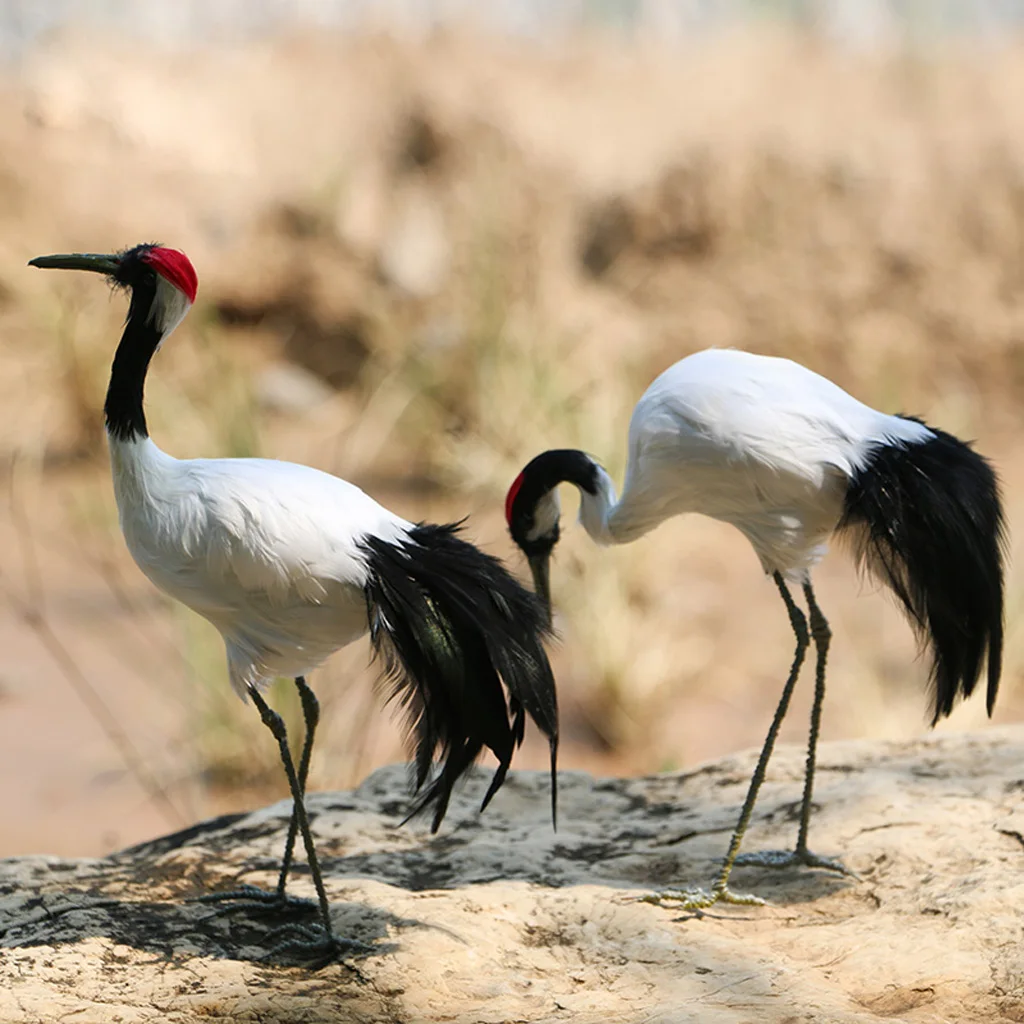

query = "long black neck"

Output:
[[105, 276, 160, 443]]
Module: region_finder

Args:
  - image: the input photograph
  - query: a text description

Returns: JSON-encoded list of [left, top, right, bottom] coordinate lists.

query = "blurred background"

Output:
[[1, 0, 1023, 856]]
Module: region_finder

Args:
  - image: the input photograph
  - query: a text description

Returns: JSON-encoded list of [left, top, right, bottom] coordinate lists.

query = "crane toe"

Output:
[[194, 883, 319, 916], [633, 884, 767, 913], [264, 921, 374, 970], [734, 847, 856, 877]]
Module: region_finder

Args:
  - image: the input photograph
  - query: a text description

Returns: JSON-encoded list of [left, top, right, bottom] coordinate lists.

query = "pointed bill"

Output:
[[527, 552, 553, 626], [28, 253, 121, 274]]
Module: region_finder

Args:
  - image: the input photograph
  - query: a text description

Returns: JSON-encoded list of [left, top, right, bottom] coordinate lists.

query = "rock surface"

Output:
[[1, 728, 1023, 1023]]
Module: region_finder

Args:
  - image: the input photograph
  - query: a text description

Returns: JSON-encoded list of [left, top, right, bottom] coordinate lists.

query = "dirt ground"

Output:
[[4, 729, 1024, 1023]]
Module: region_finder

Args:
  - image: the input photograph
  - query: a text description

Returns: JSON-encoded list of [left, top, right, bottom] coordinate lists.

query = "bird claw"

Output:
[[263, 921, 374, 970], [193, 887, 370, 969], [633, 884, 767, 912], [734, 847, 858, 878], [193, 883, 319, 917]]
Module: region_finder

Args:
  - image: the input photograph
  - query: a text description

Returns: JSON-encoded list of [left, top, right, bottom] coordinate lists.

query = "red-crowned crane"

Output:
[[30, 243, 559, 962], [505, 348, 1004, 911]]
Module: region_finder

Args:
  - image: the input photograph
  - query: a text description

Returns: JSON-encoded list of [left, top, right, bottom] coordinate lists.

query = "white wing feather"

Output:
[[610, 349, 931, 574]]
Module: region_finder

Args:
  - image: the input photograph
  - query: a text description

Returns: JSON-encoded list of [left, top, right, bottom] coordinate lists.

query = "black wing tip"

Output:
[[362, 521, 560, 833], [985, 621, 1003, 718], [549, 735, 559, 832], [840, 427, 1006, 724]]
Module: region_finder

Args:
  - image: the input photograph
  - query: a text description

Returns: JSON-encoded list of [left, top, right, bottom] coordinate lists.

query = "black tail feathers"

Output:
[[362, 522, 559, 832], [838, 424, 1006, 723]]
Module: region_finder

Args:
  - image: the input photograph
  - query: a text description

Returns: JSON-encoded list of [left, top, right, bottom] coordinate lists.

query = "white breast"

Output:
[[110, 436, 411, 695]]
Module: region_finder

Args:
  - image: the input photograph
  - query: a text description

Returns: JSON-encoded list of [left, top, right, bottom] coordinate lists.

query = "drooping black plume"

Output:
[[837, 423, 1005, 723], [362, 522, 559, 832]]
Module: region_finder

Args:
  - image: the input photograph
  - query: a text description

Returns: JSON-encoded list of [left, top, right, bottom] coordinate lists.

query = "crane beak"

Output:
[[28, 252, 121, 275], [527, 552, 553, 625]]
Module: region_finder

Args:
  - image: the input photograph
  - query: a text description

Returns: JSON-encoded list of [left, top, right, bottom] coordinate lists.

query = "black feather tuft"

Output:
[[362, 522, 559, 832], [837, 423, 1006, 723]]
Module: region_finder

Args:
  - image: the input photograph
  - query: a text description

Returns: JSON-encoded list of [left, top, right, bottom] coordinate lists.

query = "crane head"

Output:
[[29, 243, 198, 343], [505, 449, 602, 619]]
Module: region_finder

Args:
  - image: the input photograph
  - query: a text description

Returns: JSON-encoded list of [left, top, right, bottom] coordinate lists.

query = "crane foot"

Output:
[[193, 883, 318, 916], [734, 847, 857, 877], [264, 921, 374, 970], [633, 884, 766, 912]]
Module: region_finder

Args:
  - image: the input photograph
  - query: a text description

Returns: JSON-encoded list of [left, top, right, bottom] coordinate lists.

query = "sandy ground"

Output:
[[2, 727, 1023, 1022]]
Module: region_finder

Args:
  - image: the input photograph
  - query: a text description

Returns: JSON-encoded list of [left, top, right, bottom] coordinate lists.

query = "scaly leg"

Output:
[[244, 684, 368, 964], [198, 677, 320, 915], [639, 572, 809, 911], [735, 582, 851, 875], [273, 676, 321, 898]]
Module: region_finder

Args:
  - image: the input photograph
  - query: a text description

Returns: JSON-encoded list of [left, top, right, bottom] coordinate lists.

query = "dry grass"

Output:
[[2, 26, 1024, 852]]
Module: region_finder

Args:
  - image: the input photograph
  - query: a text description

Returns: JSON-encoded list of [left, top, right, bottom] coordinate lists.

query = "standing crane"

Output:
[[30, 243, 559, 961], [505, 347, 1004, 910]]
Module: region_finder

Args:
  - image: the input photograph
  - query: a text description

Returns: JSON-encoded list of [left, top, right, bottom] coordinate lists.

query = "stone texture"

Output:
[[2, 728, 1023, 1023]]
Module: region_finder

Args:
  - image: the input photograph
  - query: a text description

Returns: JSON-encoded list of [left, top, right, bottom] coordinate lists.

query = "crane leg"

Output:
[[638, 572, 809, 911], [732, 582, 853, 876], [196, 677, 321, 915], [244, 685, 370, 964], [273, 676, 320, 898], [797, 582, 831, 854]]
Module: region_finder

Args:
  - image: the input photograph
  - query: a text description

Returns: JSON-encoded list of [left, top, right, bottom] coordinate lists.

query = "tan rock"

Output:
[[1, 728, 1022, 1023]]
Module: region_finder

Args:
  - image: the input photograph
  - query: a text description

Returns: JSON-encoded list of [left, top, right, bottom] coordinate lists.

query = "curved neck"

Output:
[[513, 448, 620, 547], [105, 276, 160, 442], [577, 463, 618, 545]]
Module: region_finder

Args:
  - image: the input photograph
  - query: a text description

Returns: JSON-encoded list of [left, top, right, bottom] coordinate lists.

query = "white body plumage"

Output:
[[111, 436, 410, 696], [576, 349, 932, 576]]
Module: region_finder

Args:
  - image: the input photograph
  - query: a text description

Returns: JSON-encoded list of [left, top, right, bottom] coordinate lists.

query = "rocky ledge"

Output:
[[2, 727, 1023, 1023]]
